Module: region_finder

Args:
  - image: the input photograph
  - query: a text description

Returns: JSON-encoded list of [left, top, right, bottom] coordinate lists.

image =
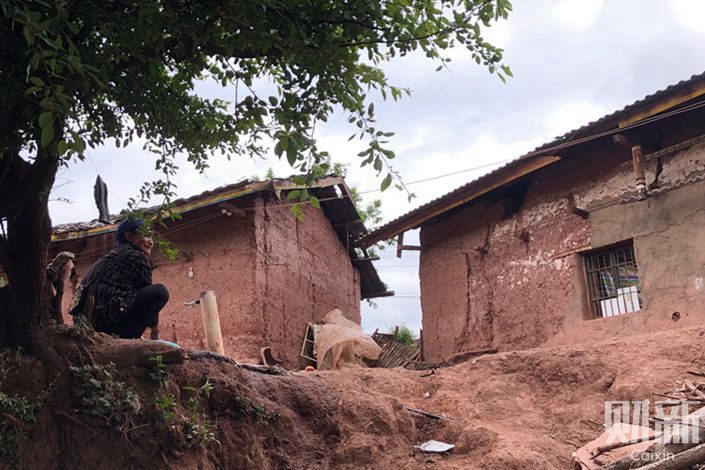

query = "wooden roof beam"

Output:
[[360, 155, 561, 248], [618, 82, 705, 128]]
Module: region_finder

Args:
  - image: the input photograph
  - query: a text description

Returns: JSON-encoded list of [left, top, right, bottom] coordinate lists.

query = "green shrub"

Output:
[[393, 325, 417, 346]]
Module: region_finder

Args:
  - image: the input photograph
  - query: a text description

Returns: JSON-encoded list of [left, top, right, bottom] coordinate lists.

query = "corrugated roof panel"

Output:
[[359, 71, 705, 247]]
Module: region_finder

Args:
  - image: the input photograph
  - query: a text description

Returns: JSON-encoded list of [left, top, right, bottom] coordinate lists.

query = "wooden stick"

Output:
[[238, 363, 290, 376], [590, 434, 661, 459], [684, 380, 705, 400], [656, 400, 693, 407], [637, 440, 705, 469], [404, 405, 455, 421], [686, 370, 705, 378], [650, 417, 705, 430], [654, 392, 693, 401]]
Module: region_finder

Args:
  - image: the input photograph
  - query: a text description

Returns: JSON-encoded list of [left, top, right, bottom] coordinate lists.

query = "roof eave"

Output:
[[359, 71, 705, 247], [359, 155, 560, 247]]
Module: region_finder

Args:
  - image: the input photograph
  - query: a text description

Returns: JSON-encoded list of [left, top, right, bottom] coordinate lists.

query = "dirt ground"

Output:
[[5, 325, 705, 469], [314, 325, 705, 469]]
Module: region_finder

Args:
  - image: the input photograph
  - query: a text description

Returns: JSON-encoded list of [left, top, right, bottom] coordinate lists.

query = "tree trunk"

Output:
[[2, 178, 54, 350]]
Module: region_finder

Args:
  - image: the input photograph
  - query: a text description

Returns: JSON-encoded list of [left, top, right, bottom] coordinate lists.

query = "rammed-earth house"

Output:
[[51, 176, 391, 368], [360, 72, 705, 362]]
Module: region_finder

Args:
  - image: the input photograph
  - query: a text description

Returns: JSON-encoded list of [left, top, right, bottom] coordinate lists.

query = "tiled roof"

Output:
[[51, 176, 391, 299], [53, 178, 256, 234], [359, 71, 705, 247]]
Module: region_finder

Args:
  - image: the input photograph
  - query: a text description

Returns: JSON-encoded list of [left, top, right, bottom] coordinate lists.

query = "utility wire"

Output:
[[85, 153, 129, 206], [65, 97, 705, 262], [358, 97, 705, 197], [357, 158, 515, 195]]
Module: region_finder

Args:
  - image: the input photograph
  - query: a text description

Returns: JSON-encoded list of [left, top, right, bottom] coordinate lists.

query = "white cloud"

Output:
[[543, 100, 607, 140], [670, 0, 705, 33], [47, 0, 705, 339], [550, 0, 604, 32]]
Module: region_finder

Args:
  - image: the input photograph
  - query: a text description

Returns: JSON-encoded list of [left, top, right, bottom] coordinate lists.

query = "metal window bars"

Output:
[[584, 243, 641, 317]]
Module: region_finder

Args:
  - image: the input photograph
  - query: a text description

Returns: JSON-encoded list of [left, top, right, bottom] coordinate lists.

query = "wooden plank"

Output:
[[637, 441, 705, 469], [361, 155, 561, 247], [643, 133, 705, 163], [618, 82, 705, 128], [271, 176, 345, 191], [352, 256, 380, 262]]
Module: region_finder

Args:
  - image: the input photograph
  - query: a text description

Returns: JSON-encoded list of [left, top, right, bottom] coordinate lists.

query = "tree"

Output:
[[0, 0, 511, 350]]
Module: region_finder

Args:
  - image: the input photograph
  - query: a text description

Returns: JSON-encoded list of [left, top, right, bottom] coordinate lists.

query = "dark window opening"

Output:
[[584, 241, 641, 318]]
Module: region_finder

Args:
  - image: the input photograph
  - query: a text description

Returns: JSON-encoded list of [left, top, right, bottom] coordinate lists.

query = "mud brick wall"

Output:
[[251, 196, 361, 368], [420, 137, 705, 362], [58, 195, 361, 368]]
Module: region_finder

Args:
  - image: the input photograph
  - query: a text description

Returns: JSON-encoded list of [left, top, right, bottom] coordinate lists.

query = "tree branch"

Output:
[[0, 234, 10, 276]]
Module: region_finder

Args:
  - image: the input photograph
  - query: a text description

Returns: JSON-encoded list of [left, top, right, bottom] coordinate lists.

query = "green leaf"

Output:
[[268, 96, 278, 106], [29, 76, 44, 87], [380, 174, 392, 192], [287, 189, 300, 201], [38, 111, 53, 128], [309, 196, 320, 209], [76, 137, 86, 153], [40, 125, 54, 147], [373, 158, 383, 172], [286, 147, 297, 166]]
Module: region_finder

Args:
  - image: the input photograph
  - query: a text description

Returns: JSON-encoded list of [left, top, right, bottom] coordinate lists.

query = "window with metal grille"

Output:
[[583, 242, 641, 318]]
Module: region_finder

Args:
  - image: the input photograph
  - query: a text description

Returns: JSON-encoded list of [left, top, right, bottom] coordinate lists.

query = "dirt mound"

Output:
[[2, 332, 343, 469], [314, 326, 705, 469], [2, 326, 704, 469]]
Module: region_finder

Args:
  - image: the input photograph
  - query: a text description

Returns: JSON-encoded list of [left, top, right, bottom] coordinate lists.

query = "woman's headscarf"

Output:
[[116, 218, 144, 245]]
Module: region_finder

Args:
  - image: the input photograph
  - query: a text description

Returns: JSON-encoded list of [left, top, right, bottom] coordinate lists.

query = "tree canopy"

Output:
[[0, 0, 511, 346]]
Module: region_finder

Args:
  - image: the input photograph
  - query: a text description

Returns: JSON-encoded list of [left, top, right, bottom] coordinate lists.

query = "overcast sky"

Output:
[[49, 0, 705, 335]]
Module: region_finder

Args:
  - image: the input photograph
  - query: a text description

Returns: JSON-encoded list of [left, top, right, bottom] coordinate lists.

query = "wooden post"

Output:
[[632, 144, 647, 199], [199, 290, 225, 355]]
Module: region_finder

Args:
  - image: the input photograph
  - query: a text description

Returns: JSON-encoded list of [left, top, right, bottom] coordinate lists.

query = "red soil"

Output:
[[6, 325, 705, 469]]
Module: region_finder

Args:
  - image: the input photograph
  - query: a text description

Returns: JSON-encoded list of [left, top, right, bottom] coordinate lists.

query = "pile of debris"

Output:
[[369, 328, 420, 368], [298, 314, 498, 372], [574, 371, 705, 469], [369, 328, 498, 370], [299, 309, 383, 370]]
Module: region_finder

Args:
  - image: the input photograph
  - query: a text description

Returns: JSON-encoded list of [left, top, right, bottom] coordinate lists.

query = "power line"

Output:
[[359, 97, 705, 199], [85, 153, 129, 206], [358, 158, 515, 195]]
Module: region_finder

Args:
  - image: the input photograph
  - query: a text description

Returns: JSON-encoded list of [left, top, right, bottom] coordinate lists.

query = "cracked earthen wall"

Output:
[[250, 194, 361, 368], [60, 194, 361, 368], [420, 137, 705, 362]]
